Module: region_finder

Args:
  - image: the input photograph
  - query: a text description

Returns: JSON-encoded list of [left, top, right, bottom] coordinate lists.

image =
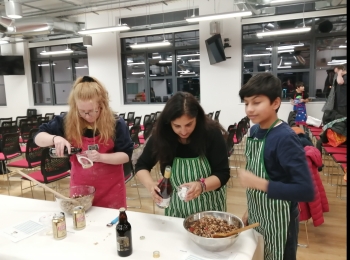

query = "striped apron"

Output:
[[245, 119, 290, 260], [165, 157, 227, 218]]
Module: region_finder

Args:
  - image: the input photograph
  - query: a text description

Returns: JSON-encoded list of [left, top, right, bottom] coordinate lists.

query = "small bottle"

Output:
[[49, 147, 82, 158], [52, 212, 67, 240], [156, 165, 173, 209], [116, 207, 133, 257], [72, 206, 86, 230]]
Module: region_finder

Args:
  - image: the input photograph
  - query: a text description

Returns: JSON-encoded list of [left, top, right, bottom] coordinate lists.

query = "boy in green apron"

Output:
[[237, 73, 314, 260]]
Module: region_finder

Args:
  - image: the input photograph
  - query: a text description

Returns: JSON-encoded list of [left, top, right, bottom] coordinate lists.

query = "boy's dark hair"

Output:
[[295, 82, 304, 88], [239, 73, 282, 112], [334, 64, 347, 71]]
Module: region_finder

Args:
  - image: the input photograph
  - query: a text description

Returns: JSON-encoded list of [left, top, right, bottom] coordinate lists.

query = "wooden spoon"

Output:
[[213, 222, 260, 238], [16, 170, 76, 202]]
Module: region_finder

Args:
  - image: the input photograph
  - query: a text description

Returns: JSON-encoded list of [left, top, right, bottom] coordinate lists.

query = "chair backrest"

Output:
[[143, 114, 151, 125], [1, 121, 17, 127], [214, 110, 221, 121], [60, 112, 67, 116], [155, 96, 161, 102], [124, 160, 135, 184], [129, 125, 140, 146], [25, 138, 45, 167], [207, 112, 213, 119], [235, 121, 245, 144], [1, 132, 21, 158], [226, 127, 237, 157], [20, 123, 37, 143], [0, 118, 12, 126], [40, 148, 71, 184], [29, 128, 39, 139], [45, 113, 55, 121], [227, 123, 237, 132], [143, 121, 154, 140], [149, 113, 156, 123], [127, 112, 135, 125], [15, 116, 28, 128], [0, 125, 18, 139], [119, 113, 125, 119], [37, 116, 50, 126], [133, 116, 141, 127], [163, 96, 169, 102], [27, 109, 37, 117], [155, 111, 162, 121]]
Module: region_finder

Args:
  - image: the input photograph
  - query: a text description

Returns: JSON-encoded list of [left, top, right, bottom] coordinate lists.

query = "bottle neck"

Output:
[[164, 171, 171, 179]]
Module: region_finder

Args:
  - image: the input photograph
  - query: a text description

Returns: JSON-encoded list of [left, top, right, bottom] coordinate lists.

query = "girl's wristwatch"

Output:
[[197, 178, 206, 193]]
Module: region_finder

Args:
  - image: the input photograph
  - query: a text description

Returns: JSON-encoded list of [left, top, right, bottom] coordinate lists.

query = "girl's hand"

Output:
[[53, 136, 71, 157], [181, 181, 202, 202], [86, 150, 101, 162], [147, 183, 162, 204]]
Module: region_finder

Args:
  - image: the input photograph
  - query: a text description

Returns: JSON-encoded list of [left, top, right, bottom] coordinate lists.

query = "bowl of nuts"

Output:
[[55, 185, 95, 215], [183, 211, 244, 252]]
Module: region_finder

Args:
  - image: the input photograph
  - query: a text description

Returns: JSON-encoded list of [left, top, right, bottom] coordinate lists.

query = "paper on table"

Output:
[[0, 215, 45, 242]]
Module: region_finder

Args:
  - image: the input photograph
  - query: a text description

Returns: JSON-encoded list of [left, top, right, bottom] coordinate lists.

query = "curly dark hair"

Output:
[[152, 92, 226, 167]]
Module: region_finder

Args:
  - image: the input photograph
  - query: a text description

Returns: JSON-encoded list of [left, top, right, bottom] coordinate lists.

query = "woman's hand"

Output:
[[53, 136, 71, 157], [242, 209, 249, 226], [147, 183, 162, 204], [181, 181, 202, 202], [86, 150, 101, 162]]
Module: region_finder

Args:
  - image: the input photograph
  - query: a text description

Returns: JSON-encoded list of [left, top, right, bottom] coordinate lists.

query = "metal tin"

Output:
[[73, 206, 86, 230], [52, 212, 67, 240]]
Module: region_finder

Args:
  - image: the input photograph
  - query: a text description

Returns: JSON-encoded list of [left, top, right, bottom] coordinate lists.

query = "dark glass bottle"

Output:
[[49, 147, 82, 158], [116, 207, 132, 257], [156, 165, 173, 209]]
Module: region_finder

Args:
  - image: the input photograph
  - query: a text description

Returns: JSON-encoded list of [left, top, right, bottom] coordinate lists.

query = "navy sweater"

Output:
[[249, 122, 314, 205]]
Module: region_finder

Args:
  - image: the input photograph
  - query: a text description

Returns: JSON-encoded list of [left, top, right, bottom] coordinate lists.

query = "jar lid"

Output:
[[153, 251, 160, 258]]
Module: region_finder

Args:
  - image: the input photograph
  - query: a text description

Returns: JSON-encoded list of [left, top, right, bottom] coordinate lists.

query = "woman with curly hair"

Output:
[[35, 76, 133, 209]]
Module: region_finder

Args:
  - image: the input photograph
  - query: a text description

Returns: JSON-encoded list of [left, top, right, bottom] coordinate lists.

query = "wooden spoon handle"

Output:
[[214, 222, 260, 238], [16, 170, 73, 201]]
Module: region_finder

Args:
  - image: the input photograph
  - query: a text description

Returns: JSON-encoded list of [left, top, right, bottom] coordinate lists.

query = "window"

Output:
[[241, 15, 347, 101], [121, 31, 199, 104], [0, 76, 6, 106], [30, 43, 88, 105]]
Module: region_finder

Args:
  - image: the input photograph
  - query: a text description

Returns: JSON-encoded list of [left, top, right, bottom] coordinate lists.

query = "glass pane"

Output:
[[123, 36, 146, 51], [177, 77, 200, 100], [242, 23, 265, 40], [176, 50, 200, 76], [0, 83, 6, 105], [126, 54, 146, 79], [315, 16, 347, 34], [315, 70, 333, 99], [73, 58, 89, 78], [34, 83, 52, 104], [147, 33, 172, 43], [30, 47, 45, 59], [33, 61, 51, 82], [125, 79, 146, 103], [71, 43, 87, 55], [175, 30, 199, 47], [277, 72, 309, 100], [52, 60, 72, 82], [54, 83, 73, 105], [150, 79, 173, 103], [315, 36, 347, 70], [149, 52, 172, 77], [277, 41, 310, 69], [243, 43, 272, 73]]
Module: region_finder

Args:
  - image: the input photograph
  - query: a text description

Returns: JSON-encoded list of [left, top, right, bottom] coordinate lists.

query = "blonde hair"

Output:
[[64, 76, 116, 147]]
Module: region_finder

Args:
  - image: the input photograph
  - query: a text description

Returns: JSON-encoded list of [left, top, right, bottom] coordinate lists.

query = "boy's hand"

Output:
[[238, 169, 268, 192]]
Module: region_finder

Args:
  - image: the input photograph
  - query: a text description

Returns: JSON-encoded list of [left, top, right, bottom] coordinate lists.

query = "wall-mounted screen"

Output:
[[205, 34, 226, 65], [0, 56, 25, 75]]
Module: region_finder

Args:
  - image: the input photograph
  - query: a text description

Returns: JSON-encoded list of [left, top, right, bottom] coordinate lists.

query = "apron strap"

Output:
[[264, 119, 280, 138]]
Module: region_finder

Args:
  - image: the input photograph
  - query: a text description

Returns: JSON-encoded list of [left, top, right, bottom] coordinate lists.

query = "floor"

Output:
[[0, 144, 346, 260]]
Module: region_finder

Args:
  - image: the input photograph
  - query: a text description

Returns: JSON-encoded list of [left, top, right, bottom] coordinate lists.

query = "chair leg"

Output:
[[298, 220, 309, 248], [30, 181, 34, 198]]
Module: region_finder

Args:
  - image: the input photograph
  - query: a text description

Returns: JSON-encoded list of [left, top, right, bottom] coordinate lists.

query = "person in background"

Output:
[[333, 65, 347, 116], [238, 73, 314, 260], [283, 79, 294, 94], [135, 92, 229, 218], [34, 76, 133, 209], [289, 81, 310, 126], [323, 69, 335, 98]]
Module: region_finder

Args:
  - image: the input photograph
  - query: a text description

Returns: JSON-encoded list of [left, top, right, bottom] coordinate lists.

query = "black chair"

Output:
[[60, 112, 67, 116], [155, 96, 161, 102], [133, 116, 141, 127], [119, 113, 125, 120], [37, 116, 50, 127], [149, 113, 156, 123], [214, 110, 221, 122], [163, 96, 169, 102], [1, 121, 17, 128], [143, 122, 154, 141], [45, 113, 55, 121], [29, 128, 39, 140], [207, 112, 213, 119], [155, 111, 162, 122], [20, 122, 37, 144], [0, 118, 12, 127], [141, 115, 151, 131], [127, 112, 135, 126], [15, 116, 28, 129], [129, 125, 141, 149], [26, 109, 37, 118], [20, 147, 71, 199]]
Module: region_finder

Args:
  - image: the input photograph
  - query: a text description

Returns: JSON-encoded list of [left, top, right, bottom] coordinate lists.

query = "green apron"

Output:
[[245, 119, 290, 260], [165, 156, 227, 218]]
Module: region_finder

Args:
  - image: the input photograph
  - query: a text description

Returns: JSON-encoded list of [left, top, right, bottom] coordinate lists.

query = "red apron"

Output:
[[70, 136, 126, 209]]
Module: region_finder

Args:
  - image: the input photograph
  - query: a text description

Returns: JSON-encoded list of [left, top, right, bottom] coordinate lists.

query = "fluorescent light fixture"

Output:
[[332, 59, 347, 62], [266, 43, 304, 51], [270, 0, 298, 3], [67, 65, 88, 69], [277, 65, 291, 68], [177, 54, 200, 57], [38, 63, 56, 66], [328, 62, 347, 65], [132, 72, 145, 75], [0, 40, 9, 45], [278, 50, 295, 53], [257, 27, 311, 37], [152, 55, 161, 59], [150, 74, 157, 77], [127, 62, 145, 66], [40, 48, 73, 55], [78, 24, 130, 34], [130, 40, 171, 49], [5, 0, 23, 19], [188, 59, 200, 62], [185, 11, 252, 22], [339, 45, 347, 48], [259, 63, 271, 66], [244, 53, 271, 57], [159, 60, 172, 63], [284, 62, 292, 65]]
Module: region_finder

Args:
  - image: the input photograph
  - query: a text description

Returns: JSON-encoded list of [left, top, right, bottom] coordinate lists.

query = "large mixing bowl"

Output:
[[54, 185, 95, 215], [183, 211, 244, 252]]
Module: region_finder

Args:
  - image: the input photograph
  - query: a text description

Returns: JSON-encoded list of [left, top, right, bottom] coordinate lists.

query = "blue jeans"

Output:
[[283, 205, 300, 260]]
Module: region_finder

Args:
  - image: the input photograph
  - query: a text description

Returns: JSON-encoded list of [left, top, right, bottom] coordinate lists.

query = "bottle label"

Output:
[[117, 236, 130, 251], [156, 197, 171, 208]]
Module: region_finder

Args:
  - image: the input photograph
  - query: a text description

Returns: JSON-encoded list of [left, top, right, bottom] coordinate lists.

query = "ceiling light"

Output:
[[339, 45, 347, 48], [188, 59, 200, 62], [278, 50, 295, 53], [185, 11, 252, 23], [67, 65, 88, 69], [130, 40, 171, 49], [257, 27, 311, 37], [127, 62, 145, 66], [284, 62, 292, 65], [83, 35, 92, 47], [327, 61, 347, 65], [132, 72, 145, 75], [332, 59, 347, 62], [5, 0, 23, 19], [0, 40, 9, 45], [38, 63, 56, 67], [277, 65, 292, 68], [78, 24, 130, 35], [266, 43, 304, 51], [244, 53, 271, 57], [259, 63, 271, 66], [159, 60, 172, 63], [40, 48, 74, 55], [177, 54, 200, 58]]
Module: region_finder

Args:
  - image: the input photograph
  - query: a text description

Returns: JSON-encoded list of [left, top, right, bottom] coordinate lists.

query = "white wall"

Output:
[[0, 0, 336, 128]]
